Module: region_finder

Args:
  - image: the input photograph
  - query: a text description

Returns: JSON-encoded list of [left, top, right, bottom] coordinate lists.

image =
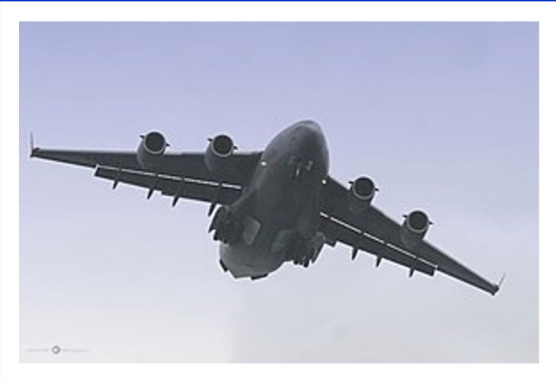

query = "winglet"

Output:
[[498, 273, 506, 289], [492, 273, 506, 296], [30, 132, 38, 157]]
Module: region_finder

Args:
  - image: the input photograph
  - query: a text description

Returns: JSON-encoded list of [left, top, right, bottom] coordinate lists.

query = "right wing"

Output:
[[31, 146, 261, 207], [319, 214, 437, 277], [319, 176, 500, 295]]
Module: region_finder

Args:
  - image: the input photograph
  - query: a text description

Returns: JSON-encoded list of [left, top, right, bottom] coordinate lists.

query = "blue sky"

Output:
[[19, 22, 538, 362]]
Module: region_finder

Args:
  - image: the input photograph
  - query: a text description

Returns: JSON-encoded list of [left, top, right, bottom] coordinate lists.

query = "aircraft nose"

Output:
[[294, 120, 322, 143], [288, 120, 329, 175], [297, 120, 321, 132], [291, 120, 324, 158]]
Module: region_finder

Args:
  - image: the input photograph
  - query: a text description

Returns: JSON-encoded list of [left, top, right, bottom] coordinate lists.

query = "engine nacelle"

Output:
[[137, 131, 167, 170], [400, 210, 430, 249], [347, 176, 377, 214], [204, 134, 235, 174]]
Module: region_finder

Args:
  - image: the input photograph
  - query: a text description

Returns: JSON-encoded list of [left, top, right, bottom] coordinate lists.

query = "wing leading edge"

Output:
[[31, 147, 262, 186], [320, 176, 501, 295]]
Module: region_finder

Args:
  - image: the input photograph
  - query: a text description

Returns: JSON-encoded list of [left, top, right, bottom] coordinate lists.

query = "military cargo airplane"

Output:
[[31, 120, 502, 295]]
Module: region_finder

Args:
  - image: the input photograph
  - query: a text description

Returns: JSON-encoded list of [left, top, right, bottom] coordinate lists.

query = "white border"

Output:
[[1, 2, 554, 380]]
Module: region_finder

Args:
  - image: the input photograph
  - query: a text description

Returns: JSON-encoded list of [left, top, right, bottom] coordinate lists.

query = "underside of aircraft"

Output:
[[31, 120, 503, 295]]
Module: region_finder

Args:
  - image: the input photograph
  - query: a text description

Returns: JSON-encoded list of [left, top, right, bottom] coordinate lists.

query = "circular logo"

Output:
[[51, 345, 61, 355]]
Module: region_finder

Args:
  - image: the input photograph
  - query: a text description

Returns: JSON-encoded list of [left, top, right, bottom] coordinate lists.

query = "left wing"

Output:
[[31, 148, 261, 186], [94, 166, 242, 206], [31, 142, 261, 207], [320, 176, 501, 295]]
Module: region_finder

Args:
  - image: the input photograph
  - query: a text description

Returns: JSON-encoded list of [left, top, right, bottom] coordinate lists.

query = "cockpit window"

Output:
[[289, 156, 314, 181]]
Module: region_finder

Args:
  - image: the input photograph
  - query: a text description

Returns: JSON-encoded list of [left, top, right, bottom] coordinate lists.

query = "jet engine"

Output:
[[137, 131, 168, 170], [347, 176, 377, 214], [400, 210, 430, 249], [204, 134, 235, 174]]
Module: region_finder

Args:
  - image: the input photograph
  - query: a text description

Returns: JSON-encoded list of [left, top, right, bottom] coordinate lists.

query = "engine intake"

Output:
[[137, 131, 167, 169], [400, 210, 430, 249], [347, 176, 377, 214], [204, 134, 235, 174]]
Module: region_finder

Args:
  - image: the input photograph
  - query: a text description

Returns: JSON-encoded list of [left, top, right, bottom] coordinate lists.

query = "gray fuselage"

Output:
[[219, 120, 329, 278]]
